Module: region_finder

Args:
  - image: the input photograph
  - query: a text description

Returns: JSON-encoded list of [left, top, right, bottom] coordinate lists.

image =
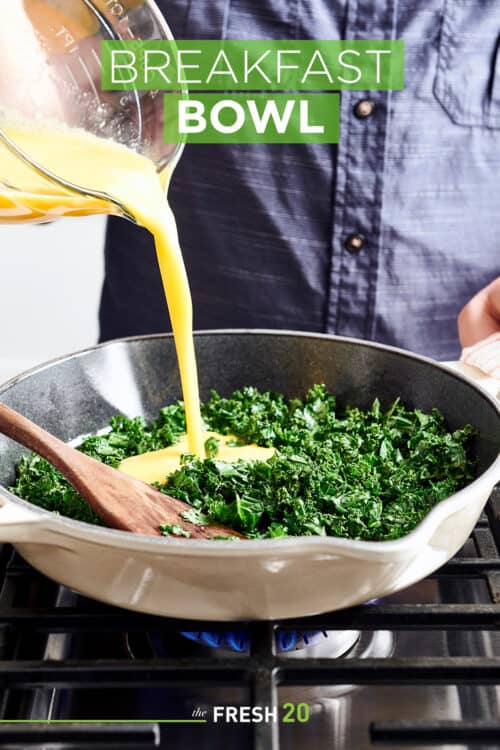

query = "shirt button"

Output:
[[345, 233, 366, 253], [353, 99, 375, 119]]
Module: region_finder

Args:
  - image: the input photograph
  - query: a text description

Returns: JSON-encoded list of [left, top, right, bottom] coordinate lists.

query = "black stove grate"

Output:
[[0, 485, 499, 749]]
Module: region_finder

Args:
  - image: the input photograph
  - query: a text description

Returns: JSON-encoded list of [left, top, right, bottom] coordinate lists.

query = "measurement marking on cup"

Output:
[[105, 1, 125, 16], [55, 25, 78, 54], [64, 64, 80, 91], [92, 48, 103, 70], [79, 57, 101, 103]]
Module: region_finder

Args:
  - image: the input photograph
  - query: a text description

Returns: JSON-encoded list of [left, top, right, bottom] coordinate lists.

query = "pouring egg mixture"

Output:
[[0, 122, 206, 458], [2, 125, 476, 540]]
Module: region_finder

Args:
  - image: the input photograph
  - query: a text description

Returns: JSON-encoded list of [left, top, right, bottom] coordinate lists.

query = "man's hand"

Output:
[[458, 277, 500, 347]]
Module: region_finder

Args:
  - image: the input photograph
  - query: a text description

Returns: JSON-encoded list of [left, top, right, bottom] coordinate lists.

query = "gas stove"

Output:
[[0, 487, 499, 750]]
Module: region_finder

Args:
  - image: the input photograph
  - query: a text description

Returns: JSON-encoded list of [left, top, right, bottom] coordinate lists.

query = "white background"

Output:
[[0, 216, 106, 382]]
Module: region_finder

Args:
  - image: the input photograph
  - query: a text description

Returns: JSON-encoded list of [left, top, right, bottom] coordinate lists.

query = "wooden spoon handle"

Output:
[[0, 403, 246, 539], [0, 402, 97, 491]]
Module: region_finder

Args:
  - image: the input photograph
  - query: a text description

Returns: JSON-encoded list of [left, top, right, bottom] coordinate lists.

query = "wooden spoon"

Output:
[[0, 403, 243, 539]]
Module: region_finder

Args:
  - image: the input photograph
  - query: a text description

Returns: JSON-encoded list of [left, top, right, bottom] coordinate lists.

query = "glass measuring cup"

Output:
[[0, 0, 183, 223]]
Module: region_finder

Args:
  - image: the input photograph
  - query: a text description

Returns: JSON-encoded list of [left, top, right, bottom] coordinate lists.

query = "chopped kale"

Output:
[[160, 523, 192, 538], [204, 436, 220, 458], [180, 507, 210, 525], [11, 385, 476, 542]]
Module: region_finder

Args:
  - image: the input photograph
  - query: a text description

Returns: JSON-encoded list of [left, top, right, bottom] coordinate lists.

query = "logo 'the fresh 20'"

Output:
[[212, 702, 310, 723]]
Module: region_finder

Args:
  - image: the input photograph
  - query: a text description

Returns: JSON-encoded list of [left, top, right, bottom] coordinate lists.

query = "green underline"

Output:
[[0, 719, 207, 724]]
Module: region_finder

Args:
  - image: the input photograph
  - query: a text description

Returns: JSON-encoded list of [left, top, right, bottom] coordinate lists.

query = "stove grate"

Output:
[[0, 485, 498, 750]]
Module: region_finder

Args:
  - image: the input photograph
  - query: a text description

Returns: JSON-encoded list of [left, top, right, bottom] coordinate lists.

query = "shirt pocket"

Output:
[[434, 0, 500, 128]]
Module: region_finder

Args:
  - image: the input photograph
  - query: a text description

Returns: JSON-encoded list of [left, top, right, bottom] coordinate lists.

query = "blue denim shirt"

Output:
[[100, 0, 500, 360]]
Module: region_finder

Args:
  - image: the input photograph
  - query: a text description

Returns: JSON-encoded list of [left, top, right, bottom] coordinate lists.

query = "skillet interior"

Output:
[[0, 332, 498, 499]]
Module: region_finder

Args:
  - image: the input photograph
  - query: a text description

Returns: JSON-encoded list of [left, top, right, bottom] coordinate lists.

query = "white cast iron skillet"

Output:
[[0, 331, 498, 620]]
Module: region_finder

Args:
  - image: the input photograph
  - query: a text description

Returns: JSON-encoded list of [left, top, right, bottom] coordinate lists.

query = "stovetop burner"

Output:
[[133, 621, 360, 655], [0, 485, 498, 750]]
